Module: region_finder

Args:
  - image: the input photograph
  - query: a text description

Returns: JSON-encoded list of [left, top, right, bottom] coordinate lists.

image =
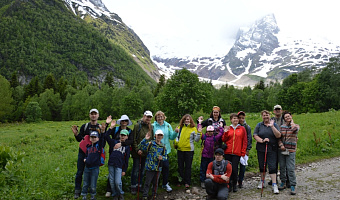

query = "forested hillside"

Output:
[[0, 0, 155, 85]]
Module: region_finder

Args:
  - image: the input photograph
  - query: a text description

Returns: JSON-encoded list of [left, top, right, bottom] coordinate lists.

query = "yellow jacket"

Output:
[[177, 124, 201, 151]]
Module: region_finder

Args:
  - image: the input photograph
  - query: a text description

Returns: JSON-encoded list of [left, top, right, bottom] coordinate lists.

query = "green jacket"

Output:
[[131, 120, 154, 158]]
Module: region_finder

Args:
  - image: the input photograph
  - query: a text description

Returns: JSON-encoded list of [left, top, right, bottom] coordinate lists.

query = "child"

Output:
[[139, 129, 167, 200], [105, 119, 130, 200], [200, 123, 224, 189], [81, 130, 105, 200], [175, 114, 201, 188]]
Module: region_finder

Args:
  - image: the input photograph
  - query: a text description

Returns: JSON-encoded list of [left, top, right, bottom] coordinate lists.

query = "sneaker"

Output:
[[238, 180, 243, 188], [278, 182, 286, 190], [162, 183, 173, 192], [185, 184, 190, 188], [105, 192, 111, 197], [273, 184, 279, 194], [201, 182, 205, 189], [257, 181, 266, 189], [291, 186, 296, 195], [131, 187, 137, 195]]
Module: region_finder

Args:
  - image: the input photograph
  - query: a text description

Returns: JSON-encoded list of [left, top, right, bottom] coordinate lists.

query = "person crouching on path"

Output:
[[81, 130, 105, 200], [205, 148, 232, 200], [200, 124, 224, 189], [105, 119, 130, 200], [139, 129, 167, 200]]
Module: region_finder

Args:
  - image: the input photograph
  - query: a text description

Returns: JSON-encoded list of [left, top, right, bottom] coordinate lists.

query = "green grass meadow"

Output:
[[1, 111, 340, 199]]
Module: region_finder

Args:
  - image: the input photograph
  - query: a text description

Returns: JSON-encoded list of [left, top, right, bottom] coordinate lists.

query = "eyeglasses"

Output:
[[146, 116, 152, 118], [121, 120, 129, 122]]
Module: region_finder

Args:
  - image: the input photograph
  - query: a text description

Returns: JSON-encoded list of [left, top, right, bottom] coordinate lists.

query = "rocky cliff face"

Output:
[[154, 14, 339, 87]]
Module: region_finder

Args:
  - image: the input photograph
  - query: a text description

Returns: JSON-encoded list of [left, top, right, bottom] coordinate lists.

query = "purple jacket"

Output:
[[201, 127, 224, 158]]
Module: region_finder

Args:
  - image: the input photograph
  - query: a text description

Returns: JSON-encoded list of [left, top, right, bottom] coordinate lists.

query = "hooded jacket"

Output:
[[222, 125, 247, 157], [201, 126, 224, 158], [153, 121, 178, 155]]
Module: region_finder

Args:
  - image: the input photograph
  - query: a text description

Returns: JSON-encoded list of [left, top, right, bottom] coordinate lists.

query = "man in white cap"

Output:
[[71, 108, 103, 199], [130, 111, 154, 195], [272, 105, 284, 127]]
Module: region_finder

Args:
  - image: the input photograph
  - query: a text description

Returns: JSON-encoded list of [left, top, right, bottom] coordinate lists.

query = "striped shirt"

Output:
[[279, 124, 299, 152]]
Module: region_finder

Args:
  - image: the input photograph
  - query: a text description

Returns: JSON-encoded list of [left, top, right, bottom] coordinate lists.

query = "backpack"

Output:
[[173, 126, 182, 149], [100, 147, 105, 166], [85, 123, 105, 166]]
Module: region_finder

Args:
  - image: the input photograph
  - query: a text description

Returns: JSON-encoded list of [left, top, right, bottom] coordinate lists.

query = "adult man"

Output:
[[130, 111, 154, 195], [71, 109, 103, 199], [205, 148, 232, 200]]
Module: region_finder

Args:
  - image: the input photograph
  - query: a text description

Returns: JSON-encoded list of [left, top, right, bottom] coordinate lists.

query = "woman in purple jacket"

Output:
[[199, 123, 224, 189]]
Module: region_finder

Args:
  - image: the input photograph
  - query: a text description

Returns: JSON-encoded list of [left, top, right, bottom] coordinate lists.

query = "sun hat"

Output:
[[117, 115, 133, 126], [89, 108, 99, 114], [207, 125, 214, 132]]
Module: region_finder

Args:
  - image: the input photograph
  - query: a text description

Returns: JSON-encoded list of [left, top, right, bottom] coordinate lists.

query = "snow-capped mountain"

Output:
[[154, 14, 340, 87]]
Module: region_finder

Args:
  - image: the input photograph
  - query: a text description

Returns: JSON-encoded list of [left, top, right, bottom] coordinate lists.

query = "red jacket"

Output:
[[206, 160, 232, 184], [222, 125, 247, 157]]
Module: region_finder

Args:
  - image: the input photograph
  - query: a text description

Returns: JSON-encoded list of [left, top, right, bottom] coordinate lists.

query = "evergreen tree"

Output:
[[0, 75, 14, 122], [154, 74, 166, 97], [10, 72, 19, 88], [43, 73, 56, 91]]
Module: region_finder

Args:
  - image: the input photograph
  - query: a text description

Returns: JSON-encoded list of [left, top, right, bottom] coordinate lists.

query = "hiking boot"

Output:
[[290, 186, 296, 195], [105, 192, 111, 197], [162, 183, 173, 192], [233, 185, 238, 192], [238, 180, 243, 188], [273, 184, 279, 194], [90, 195, 96, 200], [131, 187, 137, 195], [201, 182, 205, 189], [278, 182, 286, 190], [257, 181, 265, 189]]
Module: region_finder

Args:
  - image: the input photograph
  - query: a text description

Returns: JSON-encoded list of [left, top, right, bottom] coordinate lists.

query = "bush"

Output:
[[25, 101, 42, 123]]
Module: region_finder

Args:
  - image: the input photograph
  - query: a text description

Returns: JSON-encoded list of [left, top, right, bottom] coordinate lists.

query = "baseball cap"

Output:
[[90, 130, 99, 137], [89, 108, 99, 114], [237, 111, 246, 116], [144, 110, 153, 117], [207, 125, 214, 131], [273, 105, 282, 110], [215, 148, 224, 155], [155, 129, 164, 135], [120, 129, 129, 136]]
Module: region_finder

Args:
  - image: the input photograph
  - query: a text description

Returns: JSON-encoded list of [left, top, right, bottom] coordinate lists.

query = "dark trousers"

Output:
[[238, 163, 246, 182], [224, 154, 240, 186], [257, 150, 277, 174], [143, 170, 161, 197], [200, 157, 214, 182], [75, 148, 86, 192], [177, 150, 194, 185], [131, 156, 146, 188], [205, 179, 229, 200], [161, 159, 170, 186]]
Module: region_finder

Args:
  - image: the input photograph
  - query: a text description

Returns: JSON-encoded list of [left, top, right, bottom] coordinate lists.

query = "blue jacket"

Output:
[[105, 134, 130, 172], [85, 142, 103, 169], [139, 139, 167, 171], [153, 121, 178, 154]]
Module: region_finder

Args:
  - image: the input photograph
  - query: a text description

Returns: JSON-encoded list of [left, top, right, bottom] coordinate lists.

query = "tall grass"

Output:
[[1, 111, 339, 199]]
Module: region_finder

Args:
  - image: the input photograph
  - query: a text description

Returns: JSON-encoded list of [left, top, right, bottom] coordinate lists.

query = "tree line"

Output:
[[0, 55, 339, 123]]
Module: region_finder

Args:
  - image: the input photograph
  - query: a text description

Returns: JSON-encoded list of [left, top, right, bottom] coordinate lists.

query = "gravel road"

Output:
[[158, 157, 340, 200]]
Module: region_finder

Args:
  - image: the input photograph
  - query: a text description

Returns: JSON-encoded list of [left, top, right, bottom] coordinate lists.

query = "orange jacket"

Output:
[[222, 125, 247, 157], [206, 160, 232, 184]]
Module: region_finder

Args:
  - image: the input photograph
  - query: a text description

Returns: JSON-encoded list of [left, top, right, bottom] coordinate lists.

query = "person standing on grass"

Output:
[[221, 113, 247, 193], [152, 111, 179, 192], [139, 129, 167, 200], [81, 130, 105, 200], [200, 124, 224, 189], [105, 118, 130, 200], [104, 115, 133, 198], [278, 111, 300, 195], [71, 109, 106, 199], [175, 114, 201, 188], [253, 110, 281, 194], [130, 111, 154, 195], [237, 111, 252, 188], [205, 148, 232, 200]]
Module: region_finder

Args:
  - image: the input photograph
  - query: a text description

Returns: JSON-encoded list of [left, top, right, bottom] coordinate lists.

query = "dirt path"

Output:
[[159, 157, 340, 200]]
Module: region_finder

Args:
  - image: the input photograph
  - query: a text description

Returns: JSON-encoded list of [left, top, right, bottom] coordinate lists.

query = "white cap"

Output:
[[155, 129, 164, 135], [144, 110, 153, 117], [273, 105, 282, 110], [89, 108, 99, 114]]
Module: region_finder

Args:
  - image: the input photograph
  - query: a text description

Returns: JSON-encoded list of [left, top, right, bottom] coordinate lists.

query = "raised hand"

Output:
[[71, 125, 78, 136], [224, 125, 230, 132], [219, 121, 224, 127], [110, 120, 116, 129], [198, 116, 203, 124], [145, 131, 151, 140], [269, 119, 274, 127], [106, 115, 112, 124], [198, 126, 203, 132], [100, 122, 107, 133]]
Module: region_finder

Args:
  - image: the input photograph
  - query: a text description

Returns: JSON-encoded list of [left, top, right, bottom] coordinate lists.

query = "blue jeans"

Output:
[[75, 148, 86, 192], [278, 151, 296, 186], [131, 156, 146, 188], [108, 166, 123, 196], [238, 163, 246, 182], [200, 157, 214, 182], [81, 166, 99, 196]]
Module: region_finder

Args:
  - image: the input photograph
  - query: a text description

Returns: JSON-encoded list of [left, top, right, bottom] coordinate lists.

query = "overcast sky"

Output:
[[102, 0, 340, 57]]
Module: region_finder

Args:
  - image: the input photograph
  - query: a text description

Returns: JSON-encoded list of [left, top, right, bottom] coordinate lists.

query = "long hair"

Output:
[[179, 114, 195, 128]]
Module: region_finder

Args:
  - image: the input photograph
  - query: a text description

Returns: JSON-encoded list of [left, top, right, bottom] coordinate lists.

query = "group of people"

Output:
[[71, 105, 299, 200]]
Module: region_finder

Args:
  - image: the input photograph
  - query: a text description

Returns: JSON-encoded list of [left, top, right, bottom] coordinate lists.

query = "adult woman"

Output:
[[198, 106, 226, 130], [175, 114, 201, 188], [278, 111, 299, 195], [221, 113, 247, 192], [253, 110, 281, 194], [152, 111, 178, 192]]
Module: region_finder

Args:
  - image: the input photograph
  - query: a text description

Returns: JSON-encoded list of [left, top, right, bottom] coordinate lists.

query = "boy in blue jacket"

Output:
[[139, 129, 167, 200], [81, 130, 105, 200], [105, 120, 130, 200]]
